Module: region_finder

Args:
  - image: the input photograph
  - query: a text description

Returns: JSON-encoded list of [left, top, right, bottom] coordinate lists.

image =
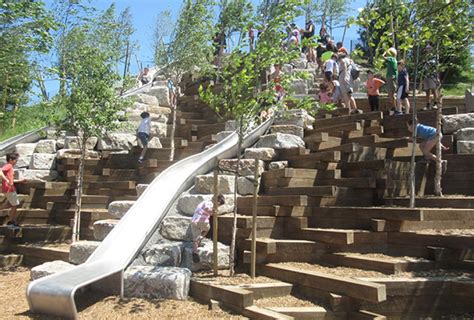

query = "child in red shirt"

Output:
[[366, 70, 385, 111], [2, 152, 22, 227]]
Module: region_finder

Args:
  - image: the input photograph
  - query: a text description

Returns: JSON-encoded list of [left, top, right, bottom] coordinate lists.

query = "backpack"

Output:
[[350, 62, 361, 80]]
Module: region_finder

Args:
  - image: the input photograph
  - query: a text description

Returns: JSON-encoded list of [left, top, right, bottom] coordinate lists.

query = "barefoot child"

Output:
[[406, 119, 448, 166], [191, 194, 225, 263]]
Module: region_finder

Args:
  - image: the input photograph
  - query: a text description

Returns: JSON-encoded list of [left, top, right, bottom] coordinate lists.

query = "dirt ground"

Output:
[[0, 267, 245, 320]]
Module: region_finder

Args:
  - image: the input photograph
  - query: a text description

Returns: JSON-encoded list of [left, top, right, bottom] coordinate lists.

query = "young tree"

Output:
[[0, 0, 56, 130], [200, 0, 306, 275], [303, 0, 351, 34], [153, 10, 173, 67], [52, 8, 126, 241]]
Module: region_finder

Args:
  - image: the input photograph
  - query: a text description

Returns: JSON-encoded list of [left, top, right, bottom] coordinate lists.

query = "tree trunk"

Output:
[[120, 41, 130, 96], [11, 97, 19, 130], [168, 80, 177, 161], [72, 139, 86, 242], [250, 157, 259, 279], [229, 126, 243, 277], [212, 167, 219, 276]]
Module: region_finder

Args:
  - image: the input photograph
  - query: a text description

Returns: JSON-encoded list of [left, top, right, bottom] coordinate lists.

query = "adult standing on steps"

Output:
[[338, 54, 359, 114], [383, 47, 398, 112], [137, 112, 151, 163]]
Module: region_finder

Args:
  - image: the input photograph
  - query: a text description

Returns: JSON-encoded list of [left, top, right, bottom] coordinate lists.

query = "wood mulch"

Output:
[[0, 266, 245, 320]]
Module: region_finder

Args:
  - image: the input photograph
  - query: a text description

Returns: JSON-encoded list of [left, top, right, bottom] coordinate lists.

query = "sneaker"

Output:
[[394, 111, 403, 116], [138, 158, 144, 163], [192, 252, 200, 263], [6, 221, 20, 228], [432, 104, 438, 110]]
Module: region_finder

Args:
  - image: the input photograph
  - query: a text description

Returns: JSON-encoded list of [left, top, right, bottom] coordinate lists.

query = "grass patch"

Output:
[[0, 104, 52, 142], [441, 82, 472, 96]]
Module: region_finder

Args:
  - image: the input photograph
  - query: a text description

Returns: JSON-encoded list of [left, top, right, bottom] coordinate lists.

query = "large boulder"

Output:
[[15, 143, 37, 156], [15, 143, 36, 168], [64, 136, 98, 150], [160, 216, 192, 241], [148, 137, 163, 149], [194, 174, 235, 194], [457, 141, 474, 154], [30, 260, 75, 280], [29, 153, 56, 170], [132, 102, 171, 115], [97, 133, 137, 151], [269, 161, 288, 171], [56, 149, 100, 160], [274, 109, 315, 129], [108, 201, 135, 219], [455, 128, 474, 141], [125, 109, 168, 123], [177, 194, 234, 216], [181, 239, 230, 272], [135, 94, 159, 106], [270, 124, 304, 138], [146, 86, 171, 107], [35, 140, 57, 154], [256, 133, 305, 149], [69, 240, 100, 265], [136, 184, 149, 197], [244, 148, 276, 161], [15, 169, 58, 182], [443, 114, 474, 134], [237, 176, 258, 195], [218, 158, 264, 176], [290, 79, 308, 95], [142, 240, 183, 267], [93, 219, 119, 241], [124, 266, 191, 299]]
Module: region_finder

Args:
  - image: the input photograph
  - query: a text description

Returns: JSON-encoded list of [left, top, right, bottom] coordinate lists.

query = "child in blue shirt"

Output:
[[407, 119, 448, 166]]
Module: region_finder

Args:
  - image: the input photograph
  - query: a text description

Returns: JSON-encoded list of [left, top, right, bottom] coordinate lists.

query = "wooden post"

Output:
[[212, 167, 219, 276], [434, 106, 443, 196], [250, 158, 260, 279]]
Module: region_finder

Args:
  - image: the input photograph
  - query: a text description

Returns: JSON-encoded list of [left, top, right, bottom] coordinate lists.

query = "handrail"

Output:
[[26, 117, 273, 319]]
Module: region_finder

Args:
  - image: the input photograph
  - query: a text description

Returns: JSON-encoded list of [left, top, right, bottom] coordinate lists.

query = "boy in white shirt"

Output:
[[137, 112, 151, 163]]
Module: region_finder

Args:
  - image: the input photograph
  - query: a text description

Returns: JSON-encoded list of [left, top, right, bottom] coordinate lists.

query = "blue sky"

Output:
[[38, 0, 366, 99]]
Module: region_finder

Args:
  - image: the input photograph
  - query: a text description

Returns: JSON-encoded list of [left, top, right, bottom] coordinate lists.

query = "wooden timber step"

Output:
[[10, 243, 69, 266], [265, 306, 335, 319], [323, 253, 436, 275], [235, 282, 293, 299], [238, 195, 315, 207], [312, 111, 383, 128], [0, 253, 23, 267], [311, 207, 424, 221], [196, 122, 226, 138], [242, 238, 326, 264], [265, 186, 337, 197], [296, 228, 388, 246], [305, 122, 362, 136], [52, 209, 114, 226], [388, 232, 474, 250], [159, 137, 188, 148], [0, 209, 50, 225], [260, 263, 387, 303], [315, 178, 376, 188], [286, 151, 341, 163], [0, 225, 71, 243], [238, 205, 312, 217], [385, 197, 474, 208]]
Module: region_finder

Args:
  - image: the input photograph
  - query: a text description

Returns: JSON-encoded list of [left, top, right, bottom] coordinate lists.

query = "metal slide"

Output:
[[27, 118, 273, 319], [0, 126, 48, 157]]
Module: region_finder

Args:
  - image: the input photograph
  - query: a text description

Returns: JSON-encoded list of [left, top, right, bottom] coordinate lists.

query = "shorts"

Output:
[[397, 85, 408, 100], [191, 221, 210, 241], [368, 95, 379, 111], [423, 77, 439, 91], [137, 132, 149, 147], [324, 71, 333, 82], [340, 82, 353, 95], [5, 191, 19, 206], [387, 77, 396, 94]]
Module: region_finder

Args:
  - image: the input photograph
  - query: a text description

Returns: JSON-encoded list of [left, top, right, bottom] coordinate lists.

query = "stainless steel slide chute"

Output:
[[27, 118, 272, 319]]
